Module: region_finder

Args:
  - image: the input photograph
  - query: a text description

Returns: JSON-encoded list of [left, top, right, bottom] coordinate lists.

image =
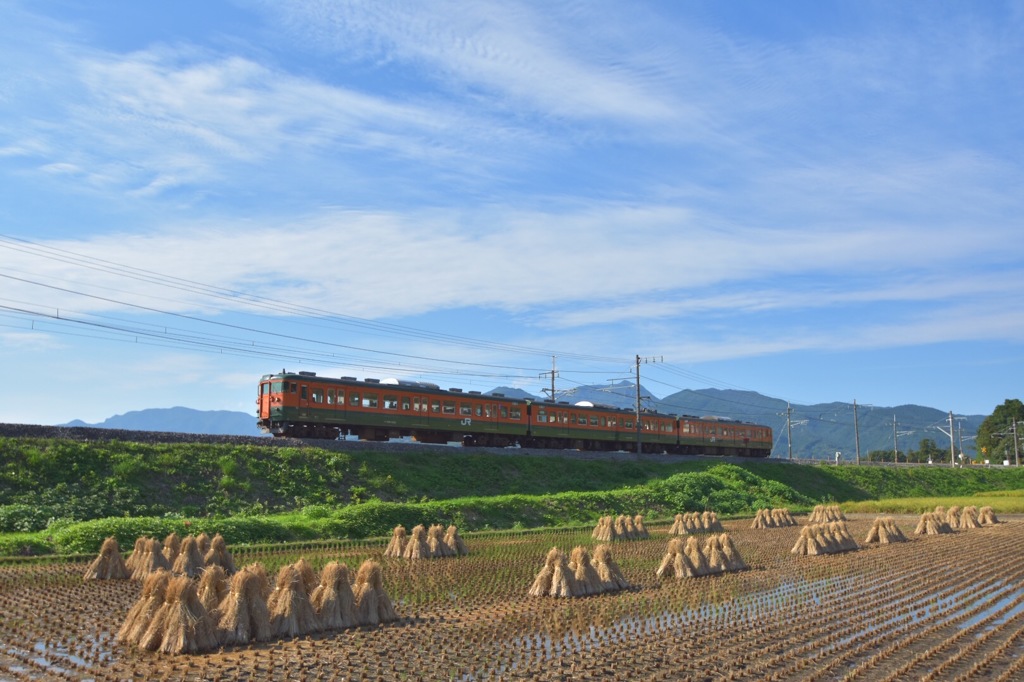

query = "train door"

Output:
[[257, 380, 272, 419]]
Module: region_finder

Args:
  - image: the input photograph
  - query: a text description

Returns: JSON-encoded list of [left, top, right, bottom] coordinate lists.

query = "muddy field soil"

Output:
[[2, 515, 1023, 681]]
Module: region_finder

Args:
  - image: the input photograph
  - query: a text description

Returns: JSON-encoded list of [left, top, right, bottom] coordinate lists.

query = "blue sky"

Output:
[[2, 0, 1023, 426]]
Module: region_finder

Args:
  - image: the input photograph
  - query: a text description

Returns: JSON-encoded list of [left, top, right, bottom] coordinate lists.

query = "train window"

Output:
[[460, 403, 472, 416], [499, 405, 508, 418], [443, 401, 456, 415], [570, 414, 577, 424], [402, 397, 410, 410], [384, 395, 398, 410], [363, 394, 379, 409], [311, 388, 323, 404], [475, 405, 483, 417], [432, 400, 441, 413], [484, 404, 493, 418], [601, 417, 607, 427], [337, 390, 344, 405], [271, 381, 283, 393], [350, 392, 360, 406], [327, 389, 335, 405], [510, 407, 522, 420], [536, 408, 546, 423], [413, 397, 421, 412], [301, 385, 308, 400], [586, 416, 595, 426]]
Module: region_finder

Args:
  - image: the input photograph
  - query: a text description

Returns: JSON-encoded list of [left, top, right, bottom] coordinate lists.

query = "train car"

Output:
[[257, 370, 772, 457]]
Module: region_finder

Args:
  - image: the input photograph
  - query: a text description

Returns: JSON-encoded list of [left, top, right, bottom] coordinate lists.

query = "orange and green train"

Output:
[[257, 370, 772, 457]]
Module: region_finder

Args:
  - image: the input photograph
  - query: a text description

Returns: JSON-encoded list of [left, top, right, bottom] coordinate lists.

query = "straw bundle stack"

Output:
[[197, 564, 229, 614], [528, 547, 577, 597], [791, 522, 859, 555], [703, 535, 727, 574], [383, 525, 407, 557], [268, 564, 321, 638], [172, 536, 206, 578], [528, 547, 560, 597], [139, 575, 220, 654], [593, 544, 630, 592], [402, 524, 432, 559], [958, 506, 981, 529], [196, 532, 212, 556], [751, 508, 797, 529], [427, 524, 454, 558], [669, 511, 723, 535], [125, 537, 147, 575], [131, 538, 172, 580], [657, 533, 745, 578], [204, 534, 236, 574], [914, 512, 953, 535], [592, 514, 648, 541], [292, 557, 319, 596], [864, 517, 908, 544], [592, 516, 614, 542], [444, 525, 469, 556], [979, 506, 999, 525], [217, 565, 273, 645], [530, 545, 630, 597], [718, 534, 747, 571], [683, 536, 710, 575], [241, 562, 271, 601], [352, 560, 398, 625], [84, 537, 131, 581], [808, 505, 846, 524], [704, 511, 725, 532], [162, 532, 181, 564], [656, 538, 697, 579], [568, 546, 604, 596], [118, 569, 172, 647], [310, 562, 357, 630]]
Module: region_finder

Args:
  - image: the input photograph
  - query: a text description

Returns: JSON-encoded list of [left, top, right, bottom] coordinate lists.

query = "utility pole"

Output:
[[893, 414, 898, 463], [853, 399, 861, 466], [539, 356, 559, 403], [786, 402, 793, 461], [1013, 421, 1021, 467], [634, 355, 661, 454]]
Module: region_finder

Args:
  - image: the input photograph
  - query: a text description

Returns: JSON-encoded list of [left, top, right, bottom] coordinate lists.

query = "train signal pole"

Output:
[[635, 355, 661, 454]]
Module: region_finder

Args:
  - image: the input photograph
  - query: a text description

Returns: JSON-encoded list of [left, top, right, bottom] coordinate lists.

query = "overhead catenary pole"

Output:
[[949, 411, 956, 467], [853, 399, 861, 466], [539, 355, 559, 403], [634, 355, 661, 454]]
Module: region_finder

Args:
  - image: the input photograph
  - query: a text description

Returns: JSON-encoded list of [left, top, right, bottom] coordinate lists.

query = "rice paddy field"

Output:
[[2, 514, 1023, 681]]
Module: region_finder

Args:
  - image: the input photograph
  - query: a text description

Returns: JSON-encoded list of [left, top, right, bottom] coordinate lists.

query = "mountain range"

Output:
[[62, 385, 987, 461]]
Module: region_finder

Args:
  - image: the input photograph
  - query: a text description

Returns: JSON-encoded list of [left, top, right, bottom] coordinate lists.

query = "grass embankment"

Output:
[[2, 436, 1023, 555]]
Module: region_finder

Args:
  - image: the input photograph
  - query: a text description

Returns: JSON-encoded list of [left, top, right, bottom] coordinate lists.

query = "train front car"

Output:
[[258, 370, 533, 444], [257, 370, 341, 439]]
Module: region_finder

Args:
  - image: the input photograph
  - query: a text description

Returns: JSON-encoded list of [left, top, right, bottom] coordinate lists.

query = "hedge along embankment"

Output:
[[37, 464, 811, 555]]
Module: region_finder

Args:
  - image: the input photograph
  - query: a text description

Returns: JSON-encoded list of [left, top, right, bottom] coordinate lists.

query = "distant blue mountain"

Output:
[[62, 406, 264, 437], [60, 388, 985, 460]]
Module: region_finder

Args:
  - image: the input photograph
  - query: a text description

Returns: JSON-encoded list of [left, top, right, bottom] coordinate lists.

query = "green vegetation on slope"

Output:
[[2, 436, 1024, 555]]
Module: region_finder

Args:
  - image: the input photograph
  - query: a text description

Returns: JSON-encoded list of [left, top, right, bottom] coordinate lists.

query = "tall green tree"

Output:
[[976, 399, 1024, 465]]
